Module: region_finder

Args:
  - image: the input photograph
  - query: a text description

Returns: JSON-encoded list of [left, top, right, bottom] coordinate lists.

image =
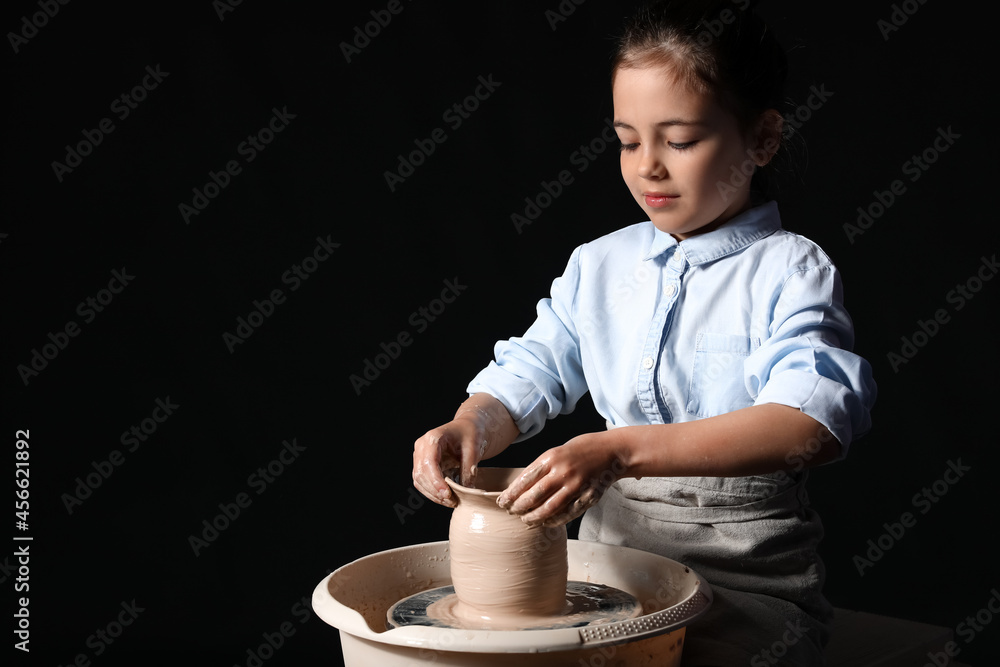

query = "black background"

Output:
[[3, 0, 997, 664]]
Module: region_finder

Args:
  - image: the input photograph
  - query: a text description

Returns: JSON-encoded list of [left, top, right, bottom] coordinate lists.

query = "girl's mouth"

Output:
[[644, 193, 678, 208]]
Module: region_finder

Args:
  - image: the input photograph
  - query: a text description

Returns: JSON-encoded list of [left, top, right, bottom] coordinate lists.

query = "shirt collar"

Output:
[[643, 201, 782, 264]]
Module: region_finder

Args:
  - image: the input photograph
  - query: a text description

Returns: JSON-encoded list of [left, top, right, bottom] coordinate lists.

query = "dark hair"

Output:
[[612, 0, 789, 199]]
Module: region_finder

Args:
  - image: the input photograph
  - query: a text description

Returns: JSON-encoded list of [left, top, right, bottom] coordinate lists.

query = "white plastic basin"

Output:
[[312, 539, 711, 666]]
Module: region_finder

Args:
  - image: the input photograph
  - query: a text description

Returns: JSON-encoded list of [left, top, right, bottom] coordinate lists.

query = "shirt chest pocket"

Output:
[[685, 332, 761, 418]]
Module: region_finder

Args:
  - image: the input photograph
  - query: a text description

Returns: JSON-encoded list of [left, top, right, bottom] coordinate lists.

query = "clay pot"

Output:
[[446, 467, 569, 625]]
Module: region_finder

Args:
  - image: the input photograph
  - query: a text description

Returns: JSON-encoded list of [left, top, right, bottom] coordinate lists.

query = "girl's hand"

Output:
[[412, 395, 520, 508], [412, 417, 485, 508], [497, 431, 628, 527]]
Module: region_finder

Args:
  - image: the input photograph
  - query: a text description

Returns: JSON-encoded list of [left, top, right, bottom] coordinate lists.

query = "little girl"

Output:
[[412, 1, 876, 664]]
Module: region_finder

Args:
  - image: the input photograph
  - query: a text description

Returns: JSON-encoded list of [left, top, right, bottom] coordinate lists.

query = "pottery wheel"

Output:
[[387, 581, 644, 631]]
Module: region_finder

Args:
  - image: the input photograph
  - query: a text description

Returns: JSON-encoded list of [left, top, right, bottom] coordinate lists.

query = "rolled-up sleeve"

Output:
[[746, 264, 876, 455], [467, 246, 590, 441]]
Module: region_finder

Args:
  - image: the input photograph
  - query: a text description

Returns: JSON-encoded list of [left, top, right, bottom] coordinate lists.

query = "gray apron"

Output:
[[580, 466, 833, 666]]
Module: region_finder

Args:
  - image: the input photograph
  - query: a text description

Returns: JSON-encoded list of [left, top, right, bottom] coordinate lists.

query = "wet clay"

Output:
[[417, 582, 642, 631], [444, 468, 569, 626]]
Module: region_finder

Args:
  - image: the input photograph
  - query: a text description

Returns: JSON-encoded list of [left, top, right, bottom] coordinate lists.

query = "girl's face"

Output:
[[612, 65, 761, 240]]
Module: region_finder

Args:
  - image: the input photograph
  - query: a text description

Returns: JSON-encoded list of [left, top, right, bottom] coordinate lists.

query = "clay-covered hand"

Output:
[[413, 394, 520, 508], [497, 432, 627, 527], [412, 418, 486, 508]]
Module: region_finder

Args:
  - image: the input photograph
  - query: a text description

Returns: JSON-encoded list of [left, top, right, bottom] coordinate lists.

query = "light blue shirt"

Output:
[[468, 201, 875, 454]]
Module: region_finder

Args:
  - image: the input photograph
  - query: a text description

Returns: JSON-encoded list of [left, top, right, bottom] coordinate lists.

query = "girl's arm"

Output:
[[497, 403, 839, 526], [616, 402, 839, 478]]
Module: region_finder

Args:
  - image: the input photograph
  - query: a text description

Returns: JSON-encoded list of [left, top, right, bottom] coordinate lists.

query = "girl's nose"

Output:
[[637, 148, 666, 179]]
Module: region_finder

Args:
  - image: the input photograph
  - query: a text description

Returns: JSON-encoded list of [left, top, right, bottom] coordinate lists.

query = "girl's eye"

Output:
[[619, 140, 697, 152]]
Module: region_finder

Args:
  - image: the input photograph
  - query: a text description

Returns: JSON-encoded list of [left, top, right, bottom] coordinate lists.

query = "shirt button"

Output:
[[673, 252, 684, 263], [665, 284, 676, 297], [642, 356, 654, 370]]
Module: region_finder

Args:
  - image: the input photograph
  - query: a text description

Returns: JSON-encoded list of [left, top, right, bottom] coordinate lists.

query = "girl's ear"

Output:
[[750, 109, 784, 166]]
